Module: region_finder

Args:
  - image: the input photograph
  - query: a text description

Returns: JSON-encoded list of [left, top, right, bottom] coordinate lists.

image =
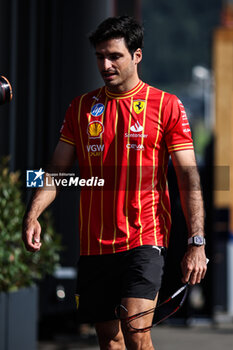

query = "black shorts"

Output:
[[75, 245, 166, 323]]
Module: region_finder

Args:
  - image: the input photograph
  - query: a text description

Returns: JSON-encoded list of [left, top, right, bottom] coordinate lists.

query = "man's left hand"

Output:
[[181, 245, 207, 285]]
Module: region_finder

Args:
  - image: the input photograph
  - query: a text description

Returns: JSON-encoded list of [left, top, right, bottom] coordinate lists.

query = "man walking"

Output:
[[23, 16, 207, 350]]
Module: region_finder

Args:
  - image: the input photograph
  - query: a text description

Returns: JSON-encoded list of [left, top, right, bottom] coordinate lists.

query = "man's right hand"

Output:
[[22, 218, 42, 252], [22, 141, 76, 252]]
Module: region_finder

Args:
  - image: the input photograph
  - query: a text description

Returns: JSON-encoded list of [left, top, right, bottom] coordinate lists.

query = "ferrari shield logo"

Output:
[[133, 100, 145, 114]]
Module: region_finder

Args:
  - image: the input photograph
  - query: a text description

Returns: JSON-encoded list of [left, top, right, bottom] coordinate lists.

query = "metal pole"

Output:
[[27, 0, 38, 168], [9, 0, 18, 171]]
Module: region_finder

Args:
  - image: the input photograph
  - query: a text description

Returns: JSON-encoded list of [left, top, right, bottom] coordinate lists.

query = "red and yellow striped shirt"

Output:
[[60, 81, 194, 255]]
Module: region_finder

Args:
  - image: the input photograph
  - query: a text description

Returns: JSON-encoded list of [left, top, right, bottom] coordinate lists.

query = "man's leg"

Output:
[[95, 319, 125, 350], [120, 295, 158, 350]]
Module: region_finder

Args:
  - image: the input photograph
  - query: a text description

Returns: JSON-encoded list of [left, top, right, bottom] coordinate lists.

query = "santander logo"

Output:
[[130, 121, 143, 133]]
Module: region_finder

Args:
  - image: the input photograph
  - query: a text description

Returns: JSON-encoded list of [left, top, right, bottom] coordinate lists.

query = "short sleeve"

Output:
[[163, 95, 194, 153], [60, 102, 76, 146]]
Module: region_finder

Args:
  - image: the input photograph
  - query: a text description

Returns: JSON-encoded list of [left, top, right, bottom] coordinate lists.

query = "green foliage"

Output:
[[193, 120, 211, 158], [0, 157, 62, 292]]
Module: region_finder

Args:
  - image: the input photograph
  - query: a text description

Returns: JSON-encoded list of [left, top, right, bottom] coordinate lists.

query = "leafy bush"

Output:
[[0, 157, 62, 292]]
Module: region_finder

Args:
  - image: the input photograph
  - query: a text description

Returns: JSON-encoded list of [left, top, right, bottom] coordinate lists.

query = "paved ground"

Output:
[[38, 321, 233, 350]]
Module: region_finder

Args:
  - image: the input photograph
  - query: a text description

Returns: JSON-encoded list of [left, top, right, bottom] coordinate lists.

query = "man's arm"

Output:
[[171, 149, 207, 285], [22, 141, 76, 252]]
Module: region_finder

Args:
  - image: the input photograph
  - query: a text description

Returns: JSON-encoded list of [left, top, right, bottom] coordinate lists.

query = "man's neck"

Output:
[[106, 77, 140, 94]]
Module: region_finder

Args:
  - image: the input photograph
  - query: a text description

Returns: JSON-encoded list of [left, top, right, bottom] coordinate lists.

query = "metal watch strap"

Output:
[[188, 235, 206, 246]]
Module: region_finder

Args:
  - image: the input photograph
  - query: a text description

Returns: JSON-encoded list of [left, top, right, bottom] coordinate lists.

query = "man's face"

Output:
[[95, 38, 142, 92]]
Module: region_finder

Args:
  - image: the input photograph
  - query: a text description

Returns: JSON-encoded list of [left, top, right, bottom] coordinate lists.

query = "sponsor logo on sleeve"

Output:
[[178, 99, 188, 120], [60, 119, 66, 133], [178, 99, 191, 133]]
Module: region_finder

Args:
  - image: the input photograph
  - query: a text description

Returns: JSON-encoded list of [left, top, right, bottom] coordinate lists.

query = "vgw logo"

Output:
[[86, 144, 105, 152], [26, 168, 45, 187], [86, 144, 104, 157]]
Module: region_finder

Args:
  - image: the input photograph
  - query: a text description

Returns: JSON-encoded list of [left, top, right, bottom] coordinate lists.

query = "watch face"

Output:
[[194, 236, 203, 245]]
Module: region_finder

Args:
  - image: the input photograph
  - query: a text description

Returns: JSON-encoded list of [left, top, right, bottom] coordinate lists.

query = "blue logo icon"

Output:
[[26, 169, 45, 187], [91, 103, 105, 117]]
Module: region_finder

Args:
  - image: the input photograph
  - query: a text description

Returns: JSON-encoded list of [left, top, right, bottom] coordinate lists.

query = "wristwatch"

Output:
[[188, 235, 206, 246]]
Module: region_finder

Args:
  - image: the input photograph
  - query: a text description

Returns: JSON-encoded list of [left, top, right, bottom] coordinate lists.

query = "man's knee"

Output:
[[122, 326, 154, 350], [119, 297, 156, 349]]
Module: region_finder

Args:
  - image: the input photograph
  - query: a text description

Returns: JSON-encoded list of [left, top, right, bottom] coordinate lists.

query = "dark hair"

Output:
[[89, 16, 144, 57]]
